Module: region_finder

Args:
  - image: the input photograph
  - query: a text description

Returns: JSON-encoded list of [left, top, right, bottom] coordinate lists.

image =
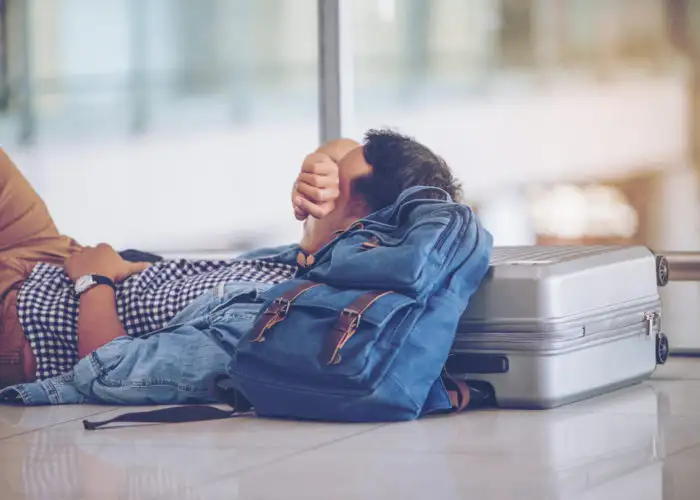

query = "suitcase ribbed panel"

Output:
[[490, 246, 622, 265], [461, 245, 658, 321]]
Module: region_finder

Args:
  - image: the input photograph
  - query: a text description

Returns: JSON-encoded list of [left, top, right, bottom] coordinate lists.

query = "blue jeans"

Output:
[[0, 282, 271, 405]]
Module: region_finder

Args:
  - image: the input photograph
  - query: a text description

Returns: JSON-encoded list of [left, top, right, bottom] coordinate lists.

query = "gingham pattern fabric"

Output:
[[17, 258, 296, 380]]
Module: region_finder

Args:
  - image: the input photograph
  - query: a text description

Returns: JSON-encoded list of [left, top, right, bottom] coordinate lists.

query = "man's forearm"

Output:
[[77, 287, 127, 359]]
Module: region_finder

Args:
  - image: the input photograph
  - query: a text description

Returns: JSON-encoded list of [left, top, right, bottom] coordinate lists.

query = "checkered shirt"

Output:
[[17, 258, 297, 380]]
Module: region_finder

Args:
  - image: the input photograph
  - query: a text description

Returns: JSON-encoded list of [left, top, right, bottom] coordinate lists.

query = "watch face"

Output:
[[75, 275, 96, 295]]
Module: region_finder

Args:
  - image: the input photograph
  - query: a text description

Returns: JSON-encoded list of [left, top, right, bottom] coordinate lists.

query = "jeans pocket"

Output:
[[207, 298, 266, 358]]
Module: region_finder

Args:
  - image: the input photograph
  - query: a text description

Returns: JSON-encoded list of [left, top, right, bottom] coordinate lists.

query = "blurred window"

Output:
[[6, 0, 319, 143], [352, 0, 501, 108], [498, 0, 536, 68], [1, 0, 320, 251], [558, 0, 676, 68]]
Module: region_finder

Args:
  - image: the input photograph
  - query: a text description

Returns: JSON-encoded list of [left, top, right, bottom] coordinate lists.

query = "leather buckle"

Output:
[[341, 308, 361, 319], [323, 291, 391, 365], [339, 308, 361, 330], [248, 282, 320, 343], [249, 298, 291, 343], [326, 309, 362, 364], [272, 297, 291, 317]]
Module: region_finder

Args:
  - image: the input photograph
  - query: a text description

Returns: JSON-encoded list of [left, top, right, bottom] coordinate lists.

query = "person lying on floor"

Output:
[[0, 129, 465, 405]]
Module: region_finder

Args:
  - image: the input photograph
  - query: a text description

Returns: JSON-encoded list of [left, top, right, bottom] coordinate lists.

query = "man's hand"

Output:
[[65, 243, 150, 283], [292, 152, 340, 221]]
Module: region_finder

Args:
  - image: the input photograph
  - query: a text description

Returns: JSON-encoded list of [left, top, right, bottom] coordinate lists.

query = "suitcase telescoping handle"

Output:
[[655, 252, 700, 286]]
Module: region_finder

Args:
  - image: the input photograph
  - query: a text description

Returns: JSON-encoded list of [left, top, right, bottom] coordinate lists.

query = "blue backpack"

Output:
[[226, 186, 492, 422], [83, 186, 492, 429]]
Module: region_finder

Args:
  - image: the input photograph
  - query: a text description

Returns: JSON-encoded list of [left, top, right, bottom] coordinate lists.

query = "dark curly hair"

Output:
[[353, 129, 462, 212]]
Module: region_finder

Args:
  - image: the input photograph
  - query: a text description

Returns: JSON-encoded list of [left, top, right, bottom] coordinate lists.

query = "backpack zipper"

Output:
[[435, 207, 461, 253]]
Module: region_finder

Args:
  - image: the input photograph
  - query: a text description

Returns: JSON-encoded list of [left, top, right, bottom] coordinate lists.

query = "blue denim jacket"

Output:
[[0, 245, 299, 406]]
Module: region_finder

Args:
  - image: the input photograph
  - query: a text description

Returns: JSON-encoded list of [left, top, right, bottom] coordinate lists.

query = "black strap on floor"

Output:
[[83, 405, 249, 430], [83, 378, 254, 430]]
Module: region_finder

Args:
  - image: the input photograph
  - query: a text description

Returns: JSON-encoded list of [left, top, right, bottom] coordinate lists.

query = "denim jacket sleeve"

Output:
[[0, 282, 269, 406]]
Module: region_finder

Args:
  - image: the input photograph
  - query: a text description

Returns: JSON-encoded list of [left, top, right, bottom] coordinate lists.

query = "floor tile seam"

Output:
[[662, 440, 700, 461], [537, 408, 700, 421], [560, 440, 700, 496], [162, 442, 661, 500], [567, 459, 659, 498], [0, 407, 119, 443], [650, 377, 700, 381], [173, 423, 393, 493]]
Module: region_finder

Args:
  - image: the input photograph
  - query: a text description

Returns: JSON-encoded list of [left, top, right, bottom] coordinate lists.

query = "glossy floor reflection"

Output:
[[1, 358, 699, 500]]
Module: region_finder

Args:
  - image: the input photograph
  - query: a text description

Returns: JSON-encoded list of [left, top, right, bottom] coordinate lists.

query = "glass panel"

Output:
[[498, 0, 536, 68], [2, 0, 319, 252], [352, 0, 502, 113], [139, 0, 319, 134], [27, 0, 132, 141], [558, 0, 677, 69], [352, 0, 680, 113], [349, 0, 685, 229], [15, 0, 319, 143]]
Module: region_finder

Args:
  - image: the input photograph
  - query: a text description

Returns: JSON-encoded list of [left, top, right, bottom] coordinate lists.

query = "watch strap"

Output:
[[76, 275, 116, 296], [91, 275, 116, 291]]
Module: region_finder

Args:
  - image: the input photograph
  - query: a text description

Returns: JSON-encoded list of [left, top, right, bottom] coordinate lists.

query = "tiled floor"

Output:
[[1, 358, 699, 500]]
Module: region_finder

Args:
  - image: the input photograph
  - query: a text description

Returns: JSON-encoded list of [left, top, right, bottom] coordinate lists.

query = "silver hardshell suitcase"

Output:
[[449, 246, 671, 409]]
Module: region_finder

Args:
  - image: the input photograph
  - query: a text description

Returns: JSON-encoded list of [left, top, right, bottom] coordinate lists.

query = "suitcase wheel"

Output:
[[656, 255, 669, 287], [465, 380, 496, 408], [656, 332, 669, 365]]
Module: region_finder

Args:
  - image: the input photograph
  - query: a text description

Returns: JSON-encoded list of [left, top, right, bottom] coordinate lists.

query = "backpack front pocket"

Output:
[[234, 283, 417, 390]]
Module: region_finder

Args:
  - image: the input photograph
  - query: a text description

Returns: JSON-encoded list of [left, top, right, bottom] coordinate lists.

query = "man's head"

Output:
[[299, 129, 462, 254]]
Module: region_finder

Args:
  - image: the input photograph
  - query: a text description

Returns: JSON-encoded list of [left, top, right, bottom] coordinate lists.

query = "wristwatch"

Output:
[[74, 274, 116, 297]]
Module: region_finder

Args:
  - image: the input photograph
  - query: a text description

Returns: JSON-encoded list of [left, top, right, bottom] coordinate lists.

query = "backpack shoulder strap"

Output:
[[82, 405, 246, 430], [443, 373, 471, 411], [442, 371, 497, 412], [83, 377, 253, 431]]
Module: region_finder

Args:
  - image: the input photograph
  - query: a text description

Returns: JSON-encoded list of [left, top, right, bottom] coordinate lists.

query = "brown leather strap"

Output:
[[442, 371, 471, 412], [361, 237, 380, 250], [332, 221, 365, 238], [322, 291, 392, 365], [249, 283, 320, 343]]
